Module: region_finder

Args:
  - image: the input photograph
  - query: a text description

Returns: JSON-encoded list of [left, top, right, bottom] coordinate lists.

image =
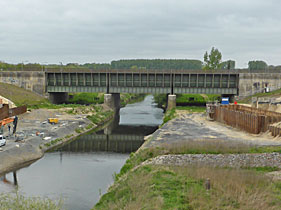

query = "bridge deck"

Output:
[[46, 69, 238, 94]]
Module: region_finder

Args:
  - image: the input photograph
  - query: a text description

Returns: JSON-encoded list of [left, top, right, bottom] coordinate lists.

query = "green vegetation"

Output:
[[203, 47, 222, 70], [120, 93, 146, 106], [75, 128, 83, 134], [80, 63, 111, 70], [111, 59, 203, 70], [243, 166, 280, 173], [68, 93, 104, 104], [203, 47, 236, 70], [87, 109, 114, 125], [154, 93, 219, 108], [0, 62, 43, 71], [176, 94, 219, 105], [161, 108, 176, 126], [238, 88, 281, 104], [3, 59, 281, 72], [220, 60, 236, 70], [0, 82, 49, 107], [95, 164, 281, 210], [0, 193, 62, 210], [248, 60, 267, 70], [176, 106, 206, 112], [113, 142, 281, 183], [94, 141, 281, 210], [44, 138, 63, 147]]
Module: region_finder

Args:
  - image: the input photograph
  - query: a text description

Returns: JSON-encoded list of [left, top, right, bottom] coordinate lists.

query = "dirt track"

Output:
[[145, 111, 281, 149]]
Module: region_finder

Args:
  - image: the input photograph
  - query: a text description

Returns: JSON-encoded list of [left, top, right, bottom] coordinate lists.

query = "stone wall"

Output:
[[0, 71, 46, 96]]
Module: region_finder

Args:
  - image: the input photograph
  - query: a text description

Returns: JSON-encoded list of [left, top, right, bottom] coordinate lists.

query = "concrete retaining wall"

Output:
[[0, 71, 46, 96], [238, 73, 281, 98]]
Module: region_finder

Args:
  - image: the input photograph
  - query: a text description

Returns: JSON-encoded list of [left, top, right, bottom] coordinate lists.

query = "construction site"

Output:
[[0, 96, 94, 176]]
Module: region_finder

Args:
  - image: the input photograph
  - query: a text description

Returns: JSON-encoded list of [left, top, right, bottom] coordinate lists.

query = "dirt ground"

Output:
[[145, 110, 281, 149]]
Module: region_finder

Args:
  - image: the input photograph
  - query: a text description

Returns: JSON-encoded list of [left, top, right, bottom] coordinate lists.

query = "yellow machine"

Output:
[[48, 118, 59, 124]]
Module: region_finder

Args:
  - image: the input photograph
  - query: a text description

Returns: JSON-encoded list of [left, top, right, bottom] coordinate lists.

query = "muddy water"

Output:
[[0, 95, 163, 210]]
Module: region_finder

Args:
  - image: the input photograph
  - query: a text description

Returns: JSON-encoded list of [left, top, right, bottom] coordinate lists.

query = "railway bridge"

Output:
[[45, 69, 239, 109]]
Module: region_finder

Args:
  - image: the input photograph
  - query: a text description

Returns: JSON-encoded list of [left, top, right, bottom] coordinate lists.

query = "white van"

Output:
[[0, 135, 6, 147]]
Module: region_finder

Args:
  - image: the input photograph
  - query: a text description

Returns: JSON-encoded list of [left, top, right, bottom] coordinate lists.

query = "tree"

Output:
[[220, 60, 235, 70], [203, 47, 222, 70], [248, 60, 267, 70]]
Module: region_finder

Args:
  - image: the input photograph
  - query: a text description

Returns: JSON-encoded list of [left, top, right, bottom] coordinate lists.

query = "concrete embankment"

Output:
[[141, 111, 281, 167], [0, 108, 114, 176], [0, 138, 43, 176]]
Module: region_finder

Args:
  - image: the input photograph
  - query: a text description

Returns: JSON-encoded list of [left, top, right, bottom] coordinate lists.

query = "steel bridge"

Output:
[[46, 69, 239, 95]]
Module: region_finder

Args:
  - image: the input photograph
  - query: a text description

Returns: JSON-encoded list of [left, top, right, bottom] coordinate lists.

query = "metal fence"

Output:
[[210, 104, 281, 134]]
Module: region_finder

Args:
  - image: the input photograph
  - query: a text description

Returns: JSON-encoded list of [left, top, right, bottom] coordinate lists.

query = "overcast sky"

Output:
[[0, 0, 280, 67]]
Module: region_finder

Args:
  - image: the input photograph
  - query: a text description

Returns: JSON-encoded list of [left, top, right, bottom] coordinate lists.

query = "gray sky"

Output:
[[0, 0, 280, 67]]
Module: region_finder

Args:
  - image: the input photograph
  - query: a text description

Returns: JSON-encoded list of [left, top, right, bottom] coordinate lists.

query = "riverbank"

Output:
[[0, 105, 114, 176], [94, 110, 281, 209]]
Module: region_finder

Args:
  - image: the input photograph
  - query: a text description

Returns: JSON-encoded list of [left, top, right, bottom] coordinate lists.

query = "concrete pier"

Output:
[[167, 94, 176, 110], [104, 93, 120, 111]]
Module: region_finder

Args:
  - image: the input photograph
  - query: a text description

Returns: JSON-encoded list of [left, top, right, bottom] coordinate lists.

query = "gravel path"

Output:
[[144, 112, 281, 149]]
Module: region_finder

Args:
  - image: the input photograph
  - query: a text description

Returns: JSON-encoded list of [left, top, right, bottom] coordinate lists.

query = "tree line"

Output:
[[1, 49, 280, 71]]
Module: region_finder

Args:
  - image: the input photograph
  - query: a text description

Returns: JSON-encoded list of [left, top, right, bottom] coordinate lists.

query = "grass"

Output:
[[176, 94, 219, 104], [120, 93, 146, 106], [94, 164, 281, 210], [154, 94, 219, 108], [239, 88, 281, 104], [87, 108, 114, 125], [161, 108, 176, 126], [0, 82, 48, 107], [176, 106, 206, 112], [161, 106, 206, 127], [68, 92, 104, 104], [96, 139, 281, 209], [44, 138, 63, 147], [0, 193, 62, 210], [112, 141, 281, 184]]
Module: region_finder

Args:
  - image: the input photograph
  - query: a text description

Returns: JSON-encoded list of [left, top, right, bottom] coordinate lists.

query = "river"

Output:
[[0, 95, 163, 210]]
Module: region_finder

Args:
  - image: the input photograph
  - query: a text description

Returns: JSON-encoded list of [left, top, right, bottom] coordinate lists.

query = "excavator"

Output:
[[0, 117, 14, 127]]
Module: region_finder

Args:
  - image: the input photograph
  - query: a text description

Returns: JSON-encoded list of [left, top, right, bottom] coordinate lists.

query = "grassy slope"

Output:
[[239, 88, 281, 104], [95, 164, 281, 210], [94, 142, 281, 210], [0, 82, 48, 107]]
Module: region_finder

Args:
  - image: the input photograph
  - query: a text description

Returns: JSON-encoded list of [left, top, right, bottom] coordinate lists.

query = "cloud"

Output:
[[0, 0, 280, 67]]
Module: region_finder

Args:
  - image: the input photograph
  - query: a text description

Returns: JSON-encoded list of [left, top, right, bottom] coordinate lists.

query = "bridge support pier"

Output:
[[49, 92, 69, 104], [104, 93, 120, 111], [167, 94, 176, 110]]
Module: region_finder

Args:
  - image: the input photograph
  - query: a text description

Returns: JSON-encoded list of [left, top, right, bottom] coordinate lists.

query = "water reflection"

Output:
[[0, 95, 164, 210], [57, 113, 159, 153]]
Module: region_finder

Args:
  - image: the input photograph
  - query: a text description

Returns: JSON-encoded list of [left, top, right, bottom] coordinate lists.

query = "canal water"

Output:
[[0, 95, 163, 210]]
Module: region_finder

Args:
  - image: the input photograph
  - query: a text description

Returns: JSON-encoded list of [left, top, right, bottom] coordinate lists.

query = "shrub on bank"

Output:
[[95, 164, 281, 210], [0, 193, 62, 210]]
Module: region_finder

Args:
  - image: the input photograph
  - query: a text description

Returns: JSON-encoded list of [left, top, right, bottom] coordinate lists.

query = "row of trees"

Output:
[[0, 62, 42, 71], [111, 59, 203, 70], [1, 48, 279, 71]]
